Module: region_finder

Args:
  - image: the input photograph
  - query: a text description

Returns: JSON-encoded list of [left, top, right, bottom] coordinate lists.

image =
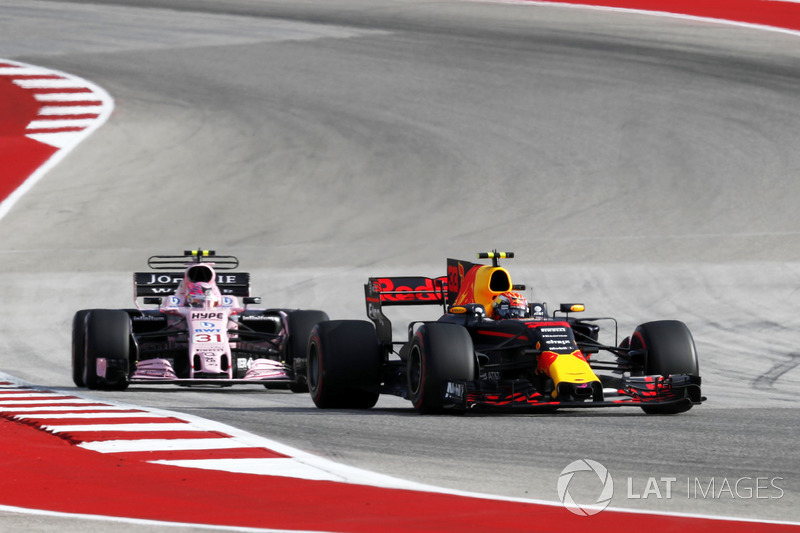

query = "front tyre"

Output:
[[72, 310, 90, 387], [84, 310, 131, 391], [408, 323, 475, 414], [307, 320, 381, 409], [286, 310, 329, 393], [631, 320, 698, 415]]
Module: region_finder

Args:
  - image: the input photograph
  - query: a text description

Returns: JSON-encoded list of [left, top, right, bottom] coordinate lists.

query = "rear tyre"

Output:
[[307, 320, 381, 409], [286, 310, 329, 393], [408, 323, 475, 414], [84, 310, 131, 391], [72, 310, 90, 387], [630, 320, 698, 415]]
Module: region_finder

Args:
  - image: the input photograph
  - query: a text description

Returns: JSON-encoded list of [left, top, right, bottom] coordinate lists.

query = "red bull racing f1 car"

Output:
[[307, 251, 704, 414], [72, 250, 328, 391]]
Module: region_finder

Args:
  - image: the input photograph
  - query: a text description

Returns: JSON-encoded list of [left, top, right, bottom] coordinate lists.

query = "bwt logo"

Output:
[[557, 459, 614, 516]]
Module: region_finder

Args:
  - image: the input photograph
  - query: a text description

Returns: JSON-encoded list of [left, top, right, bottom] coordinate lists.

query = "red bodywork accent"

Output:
[[525, 321, 572, 329], [477, 329, 517, 338]]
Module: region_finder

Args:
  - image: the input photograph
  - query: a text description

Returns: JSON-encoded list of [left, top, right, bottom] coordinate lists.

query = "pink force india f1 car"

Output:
[[72, 250, 328, 391], [306, 251, 705, 414]]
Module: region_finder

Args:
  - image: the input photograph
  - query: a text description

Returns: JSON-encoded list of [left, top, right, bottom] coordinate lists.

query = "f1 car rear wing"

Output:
[[365, 276, 448, 344], [134, 249, 250, 299], [134, 271, 251, 297]]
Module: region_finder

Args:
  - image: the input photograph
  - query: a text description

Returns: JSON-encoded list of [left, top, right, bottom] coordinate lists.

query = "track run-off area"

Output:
[[1, 0, 800, 531]]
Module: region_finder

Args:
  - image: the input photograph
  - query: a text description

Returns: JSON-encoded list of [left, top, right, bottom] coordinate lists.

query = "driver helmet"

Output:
[[491, 291, 528, 319], [185, 281, 221, 308]]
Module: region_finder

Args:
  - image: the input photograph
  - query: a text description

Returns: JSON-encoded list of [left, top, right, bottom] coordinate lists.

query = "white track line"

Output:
[[43, 423, 192, 433], [38, 106, 102, 116], [13, 412, 164, 420]]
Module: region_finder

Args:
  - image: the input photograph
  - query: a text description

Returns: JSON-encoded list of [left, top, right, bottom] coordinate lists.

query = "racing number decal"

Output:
[[194, 333, 223, 343], [447, 263, 461, 294]]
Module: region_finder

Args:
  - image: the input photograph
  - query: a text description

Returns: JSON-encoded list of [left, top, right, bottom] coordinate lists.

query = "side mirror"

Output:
[[559, 303, 585, 313], [243, 297, 261, 305], [529, 302, 548, 318], [448, 303, 486, 319], [143, 297, 162, 305]]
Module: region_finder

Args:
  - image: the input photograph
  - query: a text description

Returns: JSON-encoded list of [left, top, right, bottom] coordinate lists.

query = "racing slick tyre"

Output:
[[307, 320, 381, 409], [72, 310, 90, 387], [408, 323, 475, 414], [631, 320, 699, 415], [286, 310, 329, 393], [84, 309, 131, 391]]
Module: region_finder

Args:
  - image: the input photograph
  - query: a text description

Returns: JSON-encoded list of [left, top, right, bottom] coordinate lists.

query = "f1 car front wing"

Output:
[[440, 374, 703, 410]]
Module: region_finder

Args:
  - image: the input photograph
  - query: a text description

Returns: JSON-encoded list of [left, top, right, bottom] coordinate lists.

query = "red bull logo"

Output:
[[372, 277, 447, 302]]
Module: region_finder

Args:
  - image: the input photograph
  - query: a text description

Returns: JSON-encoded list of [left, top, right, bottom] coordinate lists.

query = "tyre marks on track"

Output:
[[753, 352, 800, 390]]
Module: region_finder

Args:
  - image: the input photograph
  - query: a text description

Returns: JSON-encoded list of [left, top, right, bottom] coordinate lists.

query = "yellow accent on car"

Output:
[[472, 266, 512, 314], [547, 351, 601, 397]]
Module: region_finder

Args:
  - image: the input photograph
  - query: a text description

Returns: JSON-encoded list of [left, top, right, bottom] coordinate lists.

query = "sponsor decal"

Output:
[[142, 273, 183, 285], [529, 322, 578, 352], [191, 312, 224, 320], [367, 300, 382, 320], [445, 381, 465, 400], [372, 277, 447, 302], [148, 287, 175, 294], [138, 273, 244, 285]]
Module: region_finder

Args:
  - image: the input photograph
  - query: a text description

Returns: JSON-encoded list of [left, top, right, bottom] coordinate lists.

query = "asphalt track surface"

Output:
[[1, 0, 800, 530]]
